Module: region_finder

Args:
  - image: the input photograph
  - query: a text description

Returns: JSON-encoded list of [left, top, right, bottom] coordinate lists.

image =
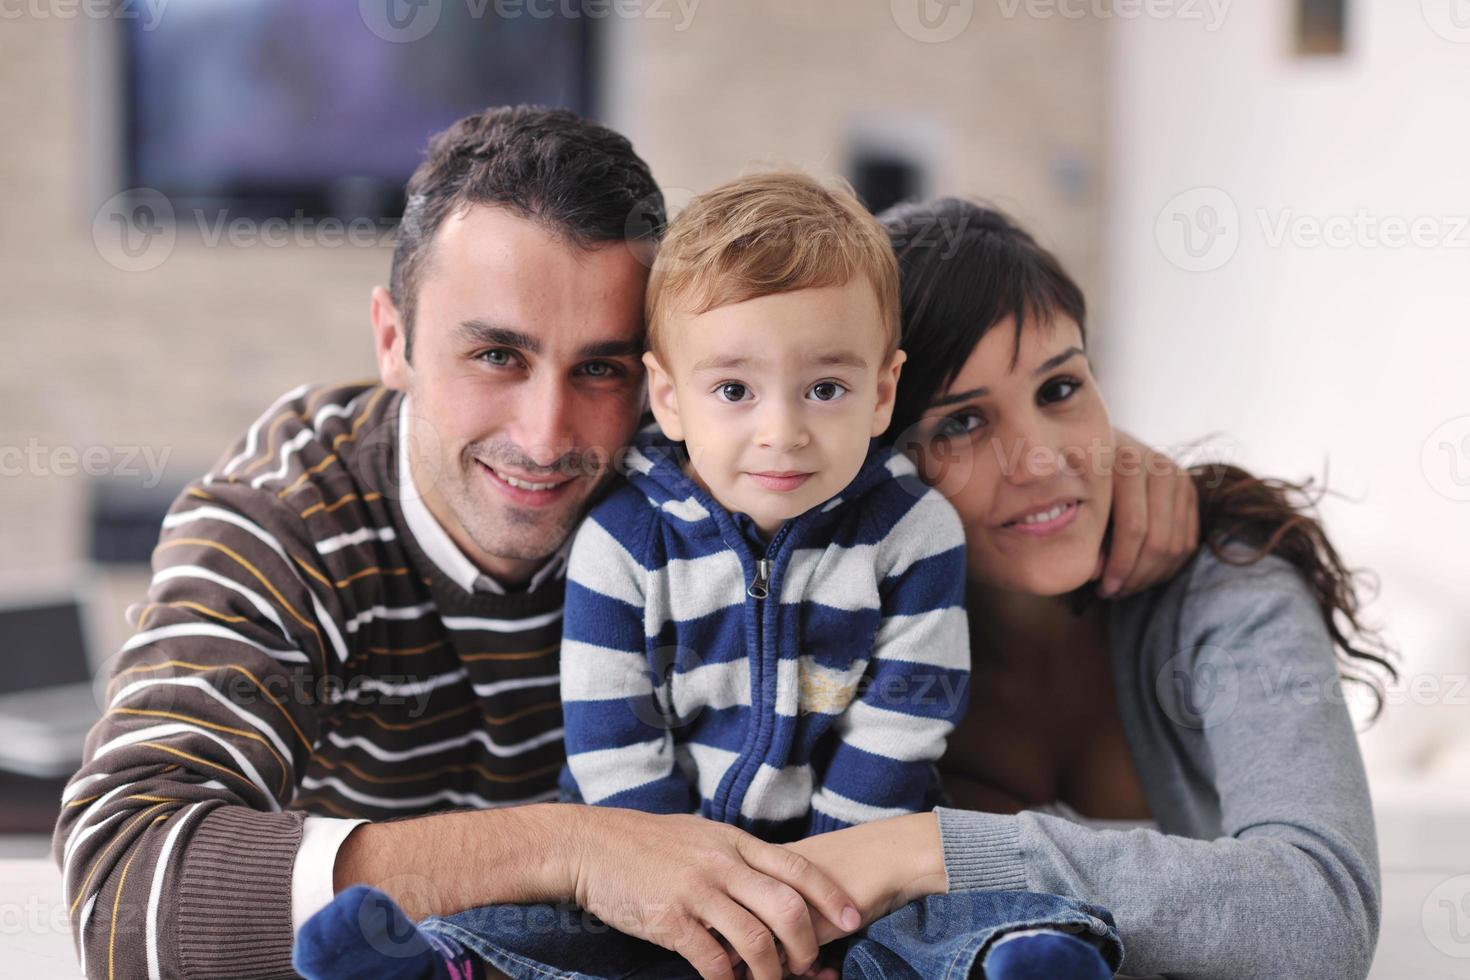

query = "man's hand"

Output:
[[568, 806, 863, 980], [1099, 429, 1200, 598]]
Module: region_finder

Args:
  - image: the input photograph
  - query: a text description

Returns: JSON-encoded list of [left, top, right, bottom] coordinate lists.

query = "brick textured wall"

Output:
[[0, 3, 1105, 652]]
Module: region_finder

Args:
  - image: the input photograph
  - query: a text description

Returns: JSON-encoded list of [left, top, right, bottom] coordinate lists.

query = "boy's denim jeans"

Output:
[[418, 889, 1122, 979]]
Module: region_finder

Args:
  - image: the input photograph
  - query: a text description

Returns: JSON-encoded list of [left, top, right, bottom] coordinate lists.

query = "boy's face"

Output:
[[643, 278, 905, 537]]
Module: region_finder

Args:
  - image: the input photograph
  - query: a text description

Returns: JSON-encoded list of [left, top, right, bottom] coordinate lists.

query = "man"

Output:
[[54, 106, 1196, 980]]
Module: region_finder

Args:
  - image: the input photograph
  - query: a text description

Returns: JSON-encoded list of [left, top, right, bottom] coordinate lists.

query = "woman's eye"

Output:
[[809, 381, 847, 402], [935, 411, 984, 439], [716, 382, 749, 403], [1039, 377, 1082, 405]]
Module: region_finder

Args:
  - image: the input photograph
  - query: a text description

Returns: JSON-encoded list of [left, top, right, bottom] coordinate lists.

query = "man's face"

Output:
[[643, 280, 904, 538], [374, 205, 649, 586]]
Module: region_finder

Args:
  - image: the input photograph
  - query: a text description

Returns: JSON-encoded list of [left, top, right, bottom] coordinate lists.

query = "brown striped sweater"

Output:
[[52, 382, 576, 979]]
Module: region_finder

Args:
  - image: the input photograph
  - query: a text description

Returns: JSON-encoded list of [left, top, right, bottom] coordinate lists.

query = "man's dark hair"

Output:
[[389, 105, 665, 360]]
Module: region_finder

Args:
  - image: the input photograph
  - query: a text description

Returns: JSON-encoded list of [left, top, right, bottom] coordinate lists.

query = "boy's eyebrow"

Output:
[[689, 350, 869, 373], [928, 347, 1088, 408], [806, 350, 869, 369], [460, 319, 642, 360]]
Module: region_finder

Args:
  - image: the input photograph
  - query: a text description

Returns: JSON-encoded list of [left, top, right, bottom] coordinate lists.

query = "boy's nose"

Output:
[[756, 402, 810, 453]]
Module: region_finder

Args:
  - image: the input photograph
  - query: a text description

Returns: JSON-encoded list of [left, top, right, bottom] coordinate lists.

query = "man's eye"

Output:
[[716, 383, 749, 403], [1039, 377, 1082, 404], [479, 349, 516, 367], [581, 361, 621, 378], [809, 381, 847, 402]]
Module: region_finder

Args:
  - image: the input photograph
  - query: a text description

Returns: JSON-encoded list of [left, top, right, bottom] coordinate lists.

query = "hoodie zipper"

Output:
[[717, 528, 792, 823], [747, 559, 771, 599]]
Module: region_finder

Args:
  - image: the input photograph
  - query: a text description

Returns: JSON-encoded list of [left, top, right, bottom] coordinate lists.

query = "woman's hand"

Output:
[[1100, 429, 1200, 598], [781, 813, 948, 957]]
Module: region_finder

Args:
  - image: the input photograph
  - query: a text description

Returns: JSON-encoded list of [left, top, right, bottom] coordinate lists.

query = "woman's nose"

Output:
[[997, 424, 1067, 485]]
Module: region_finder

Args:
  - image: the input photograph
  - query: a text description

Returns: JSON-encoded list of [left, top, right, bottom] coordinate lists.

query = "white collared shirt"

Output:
[[290, 393, 572, 940]]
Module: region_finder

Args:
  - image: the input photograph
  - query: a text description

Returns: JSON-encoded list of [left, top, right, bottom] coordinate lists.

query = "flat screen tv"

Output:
[[120, 1, 595, 222]]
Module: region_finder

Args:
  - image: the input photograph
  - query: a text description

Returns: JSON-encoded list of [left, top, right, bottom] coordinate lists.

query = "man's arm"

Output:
[[332, 797, 864, 980], [53, 477, 345, 980]]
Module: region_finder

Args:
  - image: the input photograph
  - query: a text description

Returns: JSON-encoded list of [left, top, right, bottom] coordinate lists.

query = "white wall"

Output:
[[1102, 0, 1470, 784]]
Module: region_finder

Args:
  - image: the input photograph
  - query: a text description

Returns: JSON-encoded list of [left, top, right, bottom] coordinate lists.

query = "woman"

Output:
[[789, 199, 1394, 980]]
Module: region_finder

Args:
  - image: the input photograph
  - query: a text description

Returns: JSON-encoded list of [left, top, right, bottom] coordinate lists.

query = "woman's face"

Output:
[[902, 316, 1115, 596]]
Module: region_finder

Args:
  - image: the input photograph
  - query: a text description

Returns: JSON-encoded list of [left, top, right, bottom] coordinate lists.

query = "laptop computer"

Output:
[[0, 587, 105, 778]]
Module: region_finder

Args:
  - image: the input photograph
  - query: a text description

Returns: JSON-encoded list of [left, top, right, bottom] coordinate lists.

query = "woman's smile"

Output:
[[997, 497, 1084, 537]]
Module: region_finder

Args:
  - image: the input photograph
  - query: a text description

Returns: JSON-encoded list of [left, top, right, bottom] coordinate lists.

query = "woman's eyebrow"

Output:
[[1034, 346, 1086, 375], [930, 386, 987, 408], [927, 346, 1088, 409]]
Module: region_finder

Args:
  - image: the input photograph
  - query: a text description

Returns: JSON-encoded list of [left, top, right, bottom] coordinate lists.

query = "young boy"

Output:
[[556, 171, 970, 840], [295, 174, 1120, 980]]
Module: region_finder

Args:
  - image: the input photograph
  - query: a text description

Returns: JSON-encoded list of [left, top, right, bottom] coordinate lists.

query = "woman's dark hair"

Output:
[[878, 197, 1397, 715], [390, 105, 664, 361]]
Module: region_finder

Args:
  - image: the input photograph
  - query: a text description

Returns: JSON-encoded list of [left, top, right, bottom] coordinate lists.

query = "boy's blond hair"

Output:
[[646, 171, 901, 364]]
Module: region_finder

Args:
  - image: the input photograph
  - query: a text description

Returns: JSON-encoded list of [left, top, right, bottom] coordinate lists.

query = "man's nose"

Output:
[[511, 377, 577, 469]]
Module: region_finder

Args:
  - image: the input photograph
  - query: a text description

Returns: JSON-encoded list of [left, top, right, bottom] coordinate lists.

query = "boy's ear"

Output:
[[371, 286, 411, 391], [642, 350, 685, 442], [870, 348, 907, 437]]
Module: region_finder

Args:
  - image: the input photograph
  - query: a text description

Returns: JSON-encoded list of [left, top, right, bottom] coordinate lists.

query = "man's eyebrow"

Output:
[[460, 320, 540, 354], [927, 347, 1088, 409], [577, 339, 644, 360], [459, 321, 642, 360]]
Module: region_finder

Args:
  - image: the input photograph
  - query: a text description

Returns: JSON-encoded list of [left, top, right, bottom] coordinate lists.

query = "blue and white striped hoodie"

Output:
[[559, 425, 971, 841]]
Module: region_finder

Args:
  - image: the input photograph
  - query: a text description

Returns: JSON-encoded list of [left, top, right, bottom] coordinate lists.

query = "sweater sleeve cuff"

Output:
[[177, 805, 307, 979], [935, 806, 1028, 893], [293, 815, 369, 934]]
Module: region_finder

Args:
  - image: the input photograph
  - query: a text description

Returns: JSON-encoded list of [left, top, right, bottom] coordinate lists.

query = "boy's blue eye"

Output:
[[716, 383, 749, 403], [809, 381, 847, 402]]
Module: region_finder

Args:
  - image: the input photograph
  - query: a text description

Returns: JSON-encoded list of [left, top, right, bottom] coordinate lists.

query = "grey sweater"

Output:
[[936, 544, 1380, 980]]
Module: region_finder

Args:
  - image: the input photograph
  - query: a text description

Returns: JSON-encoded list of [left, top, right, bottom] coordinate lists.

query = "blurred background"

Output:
[[1, 0, 1467, 972]]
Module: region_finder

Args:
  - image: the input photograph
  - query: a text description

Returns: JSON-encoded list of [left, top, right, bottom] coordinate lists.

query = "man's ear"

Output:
[[642, 350, 684, 442], [870, 348, 907, 437], [371, 286, 411, 391]]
